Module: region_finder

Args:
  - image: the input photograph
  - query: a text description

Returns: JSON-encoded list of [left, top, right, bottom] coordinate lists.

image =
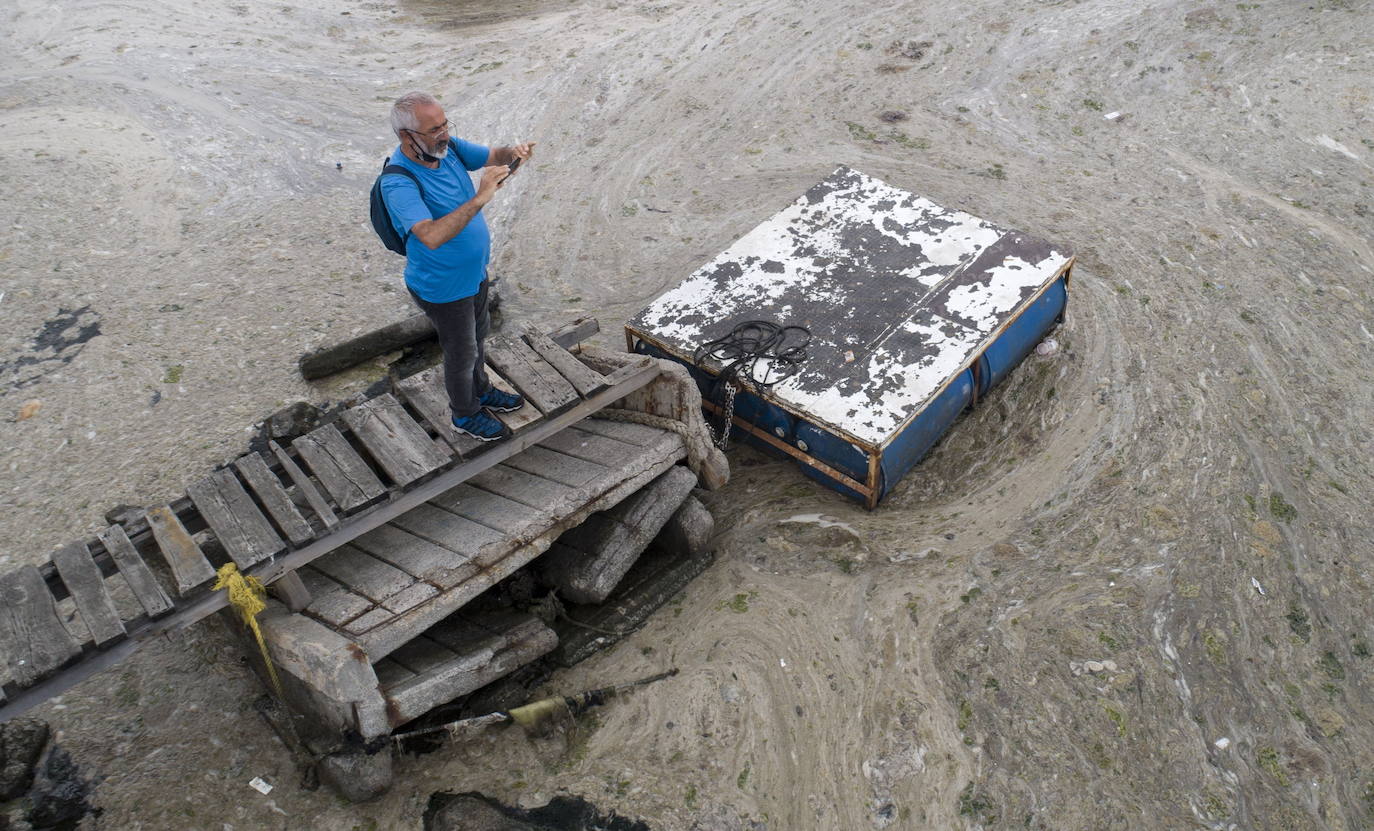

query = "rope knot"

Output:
[[213, 563, 283, 699]]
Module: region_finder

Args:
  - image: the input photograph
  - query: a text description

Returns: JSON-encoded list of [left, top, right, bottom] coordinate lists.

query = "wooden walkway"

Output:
[[0, 321, 661, 722]]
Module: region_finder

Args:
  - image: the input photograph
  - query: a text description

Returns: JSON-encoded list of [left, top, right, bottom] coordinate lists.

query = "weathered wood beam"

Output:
[[298, 315, 600, 381]]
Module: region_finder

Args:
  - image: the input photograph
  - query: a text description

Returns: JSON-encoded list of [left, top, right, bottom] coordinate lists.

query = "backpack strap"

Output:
[[380, 159, 425, 199], [379, 142, 464, 235], [378, 159, 425, 243]]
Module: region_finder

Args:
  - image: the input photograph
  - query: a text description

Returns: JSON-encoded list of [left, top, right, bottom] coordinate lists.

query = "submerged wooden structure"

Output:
[[627, 166, 1074, 507], [0, 322, 724, 751]]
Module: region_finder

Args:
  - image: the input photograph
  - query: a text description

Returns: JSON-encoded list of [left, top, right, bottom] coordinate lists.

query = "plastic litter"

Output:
[[249, 777, 273, 795], [1035, 337, 1059, 356], [1250, 577, 1266, 596]]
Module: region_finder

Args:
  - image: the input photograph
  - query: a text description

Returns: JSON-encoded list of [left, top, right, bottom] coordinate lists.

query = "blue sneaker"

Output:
[[480, 386, 525, 413], [452, 409, 511, 442]]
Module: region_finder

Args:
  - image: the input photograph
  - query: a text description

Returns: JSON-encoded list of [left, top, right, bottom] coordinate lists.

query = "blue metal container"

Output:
[[976, 276, 1068, 395], [626, 167, 1073, 508]]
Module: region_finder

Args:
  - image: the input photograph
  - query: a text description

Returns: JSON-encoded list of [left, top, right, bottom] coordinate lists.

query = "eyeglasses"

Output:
[[408, 120, 453, 140]]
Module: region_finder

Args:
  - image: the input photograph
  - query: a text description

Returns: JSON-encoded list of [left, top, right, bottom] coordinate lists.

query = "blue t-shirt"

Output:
[[380, 138, 492, 303]]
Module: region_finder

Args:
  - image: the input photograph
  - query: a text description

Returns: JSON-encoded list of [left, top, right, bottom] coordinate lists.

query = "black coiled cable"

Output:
[[693, 319, 812, 393]]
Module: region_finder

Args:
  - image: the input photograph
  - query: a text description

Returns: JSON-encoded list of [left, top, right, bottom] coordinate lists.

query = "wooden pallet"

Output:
[[301, 417, 687, 661], [0, 319, 659, 721]]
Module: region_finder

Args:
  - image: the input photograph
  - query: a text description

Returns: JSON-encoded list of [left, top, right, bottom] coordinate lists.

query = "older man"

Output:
[[379, 91, 535, 441]]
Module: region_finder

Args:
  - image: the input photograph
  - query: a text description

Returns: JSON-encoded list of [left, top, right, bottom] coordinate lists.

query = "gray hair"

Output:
[[390, 91, 439, 136]]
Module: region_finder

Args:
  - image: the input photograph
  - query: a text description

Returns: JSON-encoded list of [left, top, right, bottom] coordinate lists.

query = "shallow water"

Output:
[[3, 0, 1373, 828]]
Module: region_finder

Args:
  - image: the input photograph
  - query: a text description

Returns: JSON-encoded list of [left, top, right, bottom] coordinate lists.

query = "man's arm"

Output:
[[408, 166, 507, 250], [486, 141, 537, 167]]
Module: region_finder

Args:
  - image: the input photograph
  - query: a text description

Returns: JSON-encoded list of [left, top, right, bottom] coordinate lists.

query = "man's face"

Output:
[[408, 102, 451, 159]]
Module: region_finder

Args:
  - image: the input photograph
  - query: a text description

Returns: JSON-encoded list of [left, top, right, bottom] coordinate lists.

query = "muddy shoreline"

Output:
[[3, 0, 1373, 828]]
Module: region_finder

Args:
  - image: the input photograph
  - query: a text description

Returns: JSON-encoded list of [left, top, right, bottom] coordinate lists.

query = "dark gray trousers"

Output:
[[410, 281, 492, 420]]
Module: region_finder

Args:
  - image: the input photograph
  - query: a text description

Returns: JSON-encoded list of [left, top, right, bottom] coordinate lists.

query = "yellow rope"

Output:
[[212, 563, 283, 699]]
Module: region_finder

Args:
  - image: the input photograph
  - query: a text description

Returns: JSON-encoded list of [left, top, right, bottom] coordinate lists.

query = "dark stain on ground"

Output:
[[399, 0, 570, 30], [1, 306, 102, 391], [424, 791, 651, 831]]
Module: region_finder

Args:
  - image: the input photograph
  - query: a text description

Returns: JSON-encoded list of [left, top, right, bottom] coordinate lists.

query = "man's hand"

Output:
[[476, 165, 509, 203], [414, 165, 506, 249], [489, 141, 536, 171]]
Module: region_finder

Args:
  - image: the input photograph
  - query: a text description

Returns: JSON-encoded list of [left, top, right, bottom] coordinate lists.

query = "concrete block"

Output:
[[553, 544, 714, 667], [253, 602, 390, 748], [0, 718, 49, 800], [317, 749, 393, 803], [538, 466, 697, 604], [655, 494, 713, 559]]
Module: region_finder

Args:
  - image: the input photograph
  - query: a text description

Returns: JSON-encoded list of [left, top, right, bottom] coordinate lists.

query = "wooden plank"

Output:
[[387, 504, 507, 561], [601, 356, 656, 387], [270, 440, 339, 530], [394, 366, 483, 457], [428, 482, 552, 540], [351, 523, 473, 584], [298, 568, 373, 627], [538, 424, 645, 468], [484, 335, 578, 413], [549, 317, 600, 350], [50, 542, 125, 647], [0, 566, 82, 687], [293, 423, 386, 513], [380, 582, 438, 614], [235, 453, 315, 546], [486, 369, 544, 433], [344, 607, 395, 636], [381, 614, 558, 725], [311, 544, 417, 603], [425, 609, 539, 654], [373, 657, 415, 688], [467, 463, 580, 513], [504, 445, 605, 489], [341, 394, 452, 487], [187, 469, 284, 568], [145, 505, 216, 595], [577, 414, 672, 448], [97, 524, 174, 618], [522, 324, 608, 397], [387, 635, 459, 676]]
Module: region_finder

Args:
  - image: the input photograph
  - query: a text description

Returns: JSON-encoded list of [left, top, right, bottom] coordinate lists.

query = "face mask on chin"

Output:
[[409, 130, 448, 162]]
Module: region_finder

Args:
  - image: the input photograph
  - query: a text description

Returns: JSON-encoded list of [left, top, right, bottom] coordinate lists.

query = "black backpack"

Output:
[[368, 139, 457, 254]]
